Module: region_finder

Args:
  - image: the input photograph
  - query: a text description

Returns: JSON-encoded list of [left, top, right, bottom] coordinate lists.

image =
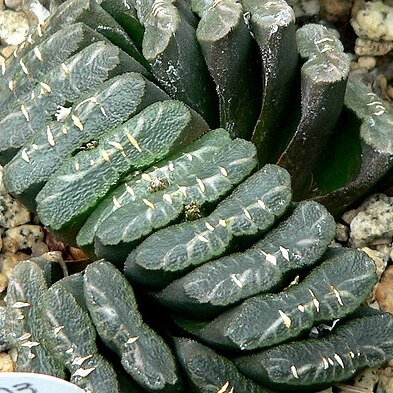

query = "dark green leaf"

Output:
[[277, 24, 350, 200], [236, 312, 393, 391]]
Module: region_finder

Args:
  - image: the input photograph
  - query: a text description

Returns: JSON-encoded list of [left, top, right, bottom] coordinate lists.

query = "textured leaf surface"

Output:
[[0, 41, 146, 165], [2, 0, 148, 89], [36, 100, 208, 241], [125, 164, 291, 288], [42, 284, 119, 392], [136, 0, 218, 124], [94, 137, 257, 262], [174, 338, 272, 393], [56, 273, 86, 311], [26, 252, 65, 285], [0, 23, 105, 115], [70, 354, 121, 393], [194, 248, 377, 350], [248, 0, 298, 164], [45, 0, 147, 65], [0, 306, 6, 352], [236, 312, 393, 391], [6, 261, 64, 376], [193, 0, 261, 138], [77, 129, 232, 255], [155, 201, 335, 317], [277, 24, 350, 199], [314, 74, 393, 215], [100, 0, 145, 52], [84, 260, 180, 392], [4, 72, 169, 211]]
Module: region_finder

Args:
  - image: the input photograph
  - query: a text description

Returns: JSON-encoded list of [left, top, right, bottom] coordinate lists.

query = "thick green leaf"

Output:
[[0, 41, 147, 165], [6, 261, 64, 376], [125, 164, 291, 288], [174, 337, 272, 393], [77, 129, 233, 256], [100, 0, 144, 51], [248, 0, 298, 164], [4, 72, 169, 211], [26, 252, 65, 285], [45, 0, 147, 66], [312, 107, 362, 195], [36, 100, 208, 244], [42, 284, 119, 392], [0, 23, 106, 115], [3, 0, 148, 82], [277, 24, 350, 199], [56, 273, 86, 311], [136, 0, 218, 125], [155, 201, 335, 318], [94, 137, 257, 262], [84, 260, 180, 392], [236, 312, 393, 391], [193, 0, 261, 138], [70, 354, 121, 393], [313, 74, 393, 215], [193, 248, 377, 351]]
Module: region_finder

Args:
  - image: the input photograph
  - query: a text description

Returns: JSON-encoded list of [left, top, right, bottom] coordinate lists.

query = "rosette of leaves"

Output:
[[2, 0, 393, 391]]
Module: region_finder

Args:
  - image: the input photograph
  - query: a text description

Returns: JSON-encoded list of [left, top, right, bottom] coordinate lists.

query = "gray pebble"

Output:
[[335, 223, 349, 242], [350, 194, 393, 248], [0, 10, 29, 46]]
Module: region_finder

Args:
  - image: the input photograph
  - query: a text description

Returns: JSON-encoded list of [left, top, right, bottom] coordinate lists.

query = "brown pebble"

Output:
[[1, 44, 16, 58], [351, 0, 364, 17], [335, 223, 349, 242], [0, 272, 7, 292], [2, 237, 19, 254], [358, 56, 376, 69], [354, 37, 393, 56], [0, 251, 29, 281], [379, 365, 393, 392], [68, 246, 88, 261], [31, 240, 49, 257], [2, 224, 44, 253], [375, 266, 393, 313], [320, 0, 353, 22], [0, 352, 15, 372]]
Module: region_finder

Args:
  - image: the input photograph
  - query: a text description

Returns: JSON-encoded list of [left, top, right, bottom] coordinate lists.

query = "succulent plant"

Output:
[[2, 0, 393, 392], [3, 247, 393, 392]]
